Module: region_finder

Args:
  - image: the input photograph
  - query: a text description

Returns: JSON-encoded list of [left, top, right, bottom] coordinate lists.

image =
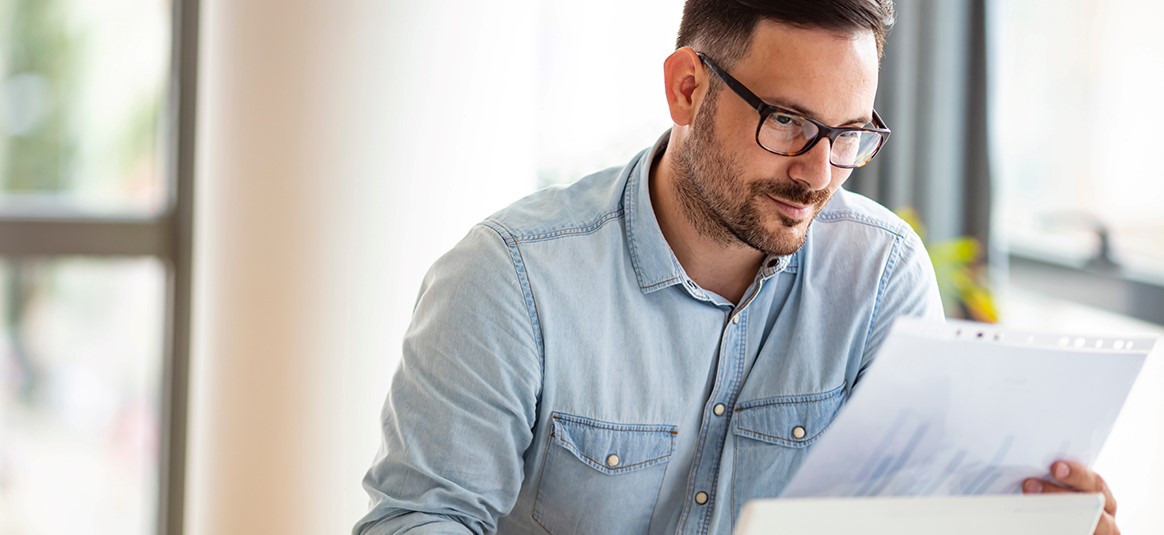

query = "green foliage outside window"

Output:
[[898, 208, 998, 323], [0, 0, 81, 194]]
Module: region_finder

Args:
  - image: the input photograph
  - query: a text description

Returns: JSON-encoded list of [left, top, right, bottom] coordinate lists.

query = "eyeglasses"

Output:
[[696, 52, 891, 169]]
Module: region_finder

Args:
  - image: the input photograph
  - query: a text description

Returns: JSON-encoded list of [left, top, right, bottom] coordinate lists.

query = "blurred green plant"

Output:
[[898, 208, 998, 323], [1, 0, 83, 194]]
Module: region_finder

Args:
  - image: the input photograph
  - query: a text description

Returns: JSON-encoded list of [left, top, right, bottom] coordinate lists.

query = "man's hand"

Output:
[[1022, 460, 1118, 535]]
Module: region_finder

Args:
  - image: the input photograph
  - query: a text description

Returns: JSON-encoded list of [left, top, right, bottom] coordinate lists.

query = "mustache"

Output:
[[751, 180, 832, 207]]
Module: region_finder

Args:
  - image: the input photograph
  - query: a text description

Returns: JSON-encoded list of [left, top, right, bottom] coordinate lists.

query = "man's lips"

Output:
[[766, 194, 812, 220]]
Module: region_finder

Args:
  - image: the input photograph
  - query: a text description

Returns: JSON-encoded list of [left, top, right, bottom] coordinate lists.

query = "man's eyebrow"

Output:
[[762, 96, 871, 127]]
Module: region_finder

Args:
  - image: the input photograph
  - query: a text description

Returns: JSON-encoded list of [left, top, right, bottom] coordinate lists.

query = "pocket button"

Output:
[[606, 454, 621, 467], [792, 426, 806, 439]]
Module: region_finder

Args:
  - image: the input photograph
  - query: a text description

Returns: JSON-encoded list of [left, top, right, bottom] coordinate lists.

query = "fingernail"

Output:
[[1024, 480, 1043, 493], [1054, 462, 1070, 480]]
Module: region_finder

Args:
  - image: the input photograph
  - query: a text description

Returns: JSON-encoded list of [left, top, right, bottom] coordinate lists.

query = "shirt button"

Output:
[[713, 403, 726, 416], [606, 454, 620, 467], [768, 258, 779, 268], [792, 426, 807, 439], [695, 491, 709, 505], [731, 315, 740, 325]]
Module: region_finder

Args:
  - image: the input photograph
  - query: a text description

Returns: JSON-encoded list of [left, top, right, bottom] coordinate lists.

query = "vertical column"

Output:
[[187, 1, 536, 533]]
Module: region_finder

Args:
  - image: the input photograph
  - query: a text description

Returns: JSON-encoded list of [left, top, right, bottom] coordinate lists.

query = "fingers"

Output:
[[1095, 512, 1120, 535], [1021, 461, 1121, 535], [1022, 478, 1071, 495], [1023, 480, 1120, 534], [1020, 463, 1117, 516], [1050, 460, 1099, 491], [1049, 461, 1117, 516], [1023, 475, 1116, 516], [1022, 476, 1116, 516]]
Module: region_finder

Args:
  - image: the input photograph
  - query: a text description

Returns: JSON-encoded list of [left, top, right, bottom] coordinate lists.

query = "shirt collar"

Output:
[[623, 131, 795, 295], [624, 132, 685, 293]]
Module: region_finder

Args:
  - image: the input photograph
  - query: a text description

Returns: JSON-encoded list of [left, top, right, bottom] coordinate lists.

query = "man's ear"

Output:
[[663, 47, 705, 127]]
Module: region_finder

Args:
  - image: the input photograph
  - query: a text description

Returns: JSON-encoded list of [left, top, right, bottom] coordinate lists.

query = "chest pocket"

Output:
[[730, 384, 846, 520], [533, 412, 677, 535]]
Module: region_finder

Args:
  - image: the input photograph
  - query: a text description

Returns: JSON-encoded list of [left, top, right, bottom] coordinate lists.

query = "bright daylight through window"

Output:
[[0, 0, 174, 533], [990, 0, 1164, 278]]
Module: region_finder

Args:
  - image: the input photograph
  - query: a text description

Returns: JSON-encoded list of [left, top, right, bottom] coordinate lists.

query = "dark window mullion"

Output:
[[0, 216, 171, 257], [159, 0, 199, 533]]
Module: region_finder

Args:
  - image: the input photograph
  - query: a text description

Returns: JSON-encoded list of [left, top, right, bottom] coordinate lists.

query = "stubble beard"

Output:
[[670, 90, 834, 257]]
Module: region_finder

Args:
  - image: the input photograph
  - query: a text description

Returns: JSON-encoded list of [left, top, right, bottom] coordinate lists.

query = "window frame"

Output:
[[0, 0, 198, 533], [986, 0, 1164, 327], [1007, 250, 1164, 326]]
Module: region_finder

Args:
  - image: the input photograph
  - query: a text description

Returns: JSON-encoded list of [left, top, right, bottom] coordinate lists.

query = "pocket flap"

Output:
[[732, 384, 845, 448], [549, 412, 678, 475]]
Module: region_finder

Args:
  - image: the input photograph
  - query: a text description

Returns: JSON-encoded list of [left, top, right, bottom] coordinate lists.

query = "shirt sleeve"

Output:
[[354, 224, 543, 535], [856, 227, 946, 383]]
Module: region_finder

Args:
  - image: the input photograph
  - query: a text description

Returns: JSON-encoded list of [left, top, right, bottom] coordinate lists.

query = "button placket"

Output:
[[680, 301, 753, 533]]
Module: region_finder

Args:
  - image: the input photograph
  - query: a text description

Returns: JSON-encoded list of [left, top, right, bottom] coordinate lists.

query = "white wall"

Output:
[[535, 0, 683, 184], [188, 1, 537, 532]]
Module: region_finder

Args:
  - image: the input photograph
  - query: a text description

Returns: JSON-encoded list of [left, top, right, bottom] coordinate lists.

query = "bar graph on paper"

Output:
[[781, 319, 1154, 499]]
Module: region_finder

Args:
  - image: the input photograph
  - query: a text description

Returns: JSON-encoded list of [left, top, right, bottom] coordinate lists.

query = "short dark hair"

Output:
[[676, 0, 895, 69]]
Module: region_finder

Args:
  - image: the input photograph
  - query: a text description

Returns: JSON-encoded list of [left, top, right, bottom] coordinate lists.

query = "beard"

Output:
[[671, 90, 834, 257]]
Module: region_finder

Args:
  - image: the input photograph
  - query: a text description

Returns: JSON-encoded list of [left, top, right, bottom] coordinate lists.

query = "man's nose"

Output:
[[787, 139, 833, 191]]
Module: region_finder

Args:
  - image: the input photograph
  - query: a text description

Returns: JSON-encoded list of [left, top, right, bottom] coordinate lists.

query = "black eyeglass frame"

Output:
[[696, 52, 891, 169]]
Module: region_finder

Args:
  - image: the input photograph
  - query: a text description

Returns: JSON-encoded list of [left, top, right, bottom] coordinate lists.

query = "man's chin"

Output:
[[757, 219, 811, 256], [778, 214, 805, 228]]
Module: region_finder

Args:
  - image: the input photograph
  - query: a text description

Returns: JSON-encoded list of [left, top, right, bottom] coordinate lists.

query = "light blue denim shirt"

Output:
[[356, 133, 943, 535]]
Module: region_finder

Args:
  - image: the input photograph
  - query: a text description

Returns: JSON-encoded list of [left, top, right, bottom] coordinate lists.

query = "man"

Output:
[[356, 1, 1120, 534]]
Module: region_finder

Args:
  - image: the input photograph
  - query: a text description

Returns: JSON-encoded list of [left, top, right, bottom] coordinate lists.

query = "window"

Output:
[[991, 6, 1164, 530], [0, 259, 164, 532], [0, 0, 169, 212], [0, 0, 195, 533], [990, 1, 1164, 286]]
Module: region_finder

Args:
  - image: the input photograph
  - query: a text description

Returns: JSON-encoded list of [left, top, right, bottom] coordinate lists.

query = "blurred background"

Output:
[[0, 0, 1160, 533]]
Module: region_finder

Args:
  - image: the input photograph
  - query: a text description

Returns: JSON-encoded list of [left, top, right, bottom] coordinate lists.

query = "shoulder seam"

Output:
[[815, 211, 908, 238], [477, 220, 547, 378], [863, 233, 905, 352], [491, 208, 625, 244]]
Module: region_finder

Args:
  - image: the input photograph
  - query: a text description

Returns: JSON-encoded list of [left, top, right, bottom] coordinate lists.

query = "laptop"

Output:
[[734, 493, 1105, 535]]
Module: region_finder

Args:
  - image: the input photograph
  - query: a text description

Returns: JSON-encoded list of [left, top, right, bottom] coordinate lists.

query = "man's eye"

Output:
[[770, 113, 799, 128]]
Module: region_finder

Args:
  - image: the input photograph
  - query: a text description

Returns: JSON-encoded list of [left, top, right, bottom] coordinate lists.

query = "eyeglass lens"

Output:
[[759, 111, 883, 168]]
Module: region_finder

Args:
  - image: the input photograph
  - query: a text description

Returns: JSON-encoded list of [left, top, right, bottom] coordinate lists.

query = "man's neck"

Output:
[[650, 143, 766, 305]]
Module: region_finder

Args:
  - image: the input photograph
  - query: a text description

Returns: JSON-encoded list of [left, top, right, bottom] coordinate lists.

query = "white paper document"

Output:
[[781, 318, 1156, 498]]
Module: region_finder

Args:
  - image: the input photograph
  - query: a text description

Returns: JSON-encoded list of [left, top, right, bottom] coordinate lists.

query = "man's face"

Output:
[[672, 20, 880, 256]]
